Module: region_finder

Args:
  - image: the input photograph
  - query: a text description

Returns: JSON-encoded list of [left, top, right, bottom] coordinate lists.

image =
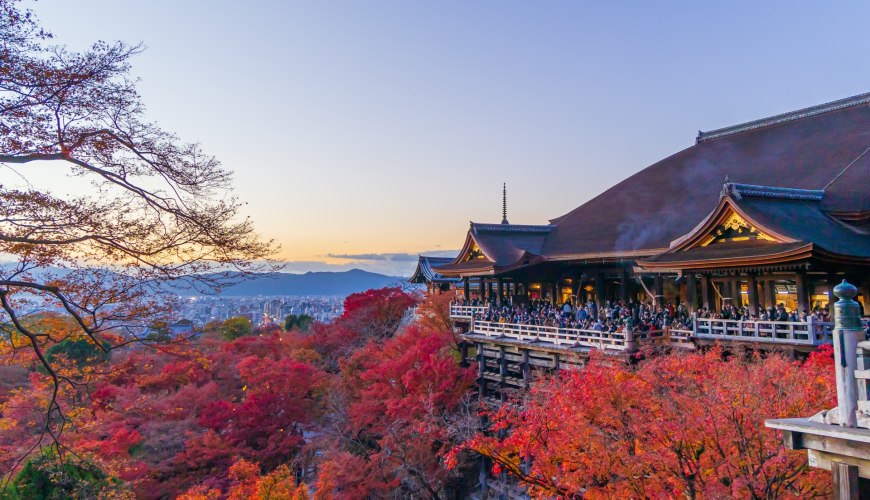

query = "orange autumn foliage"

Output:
[[453, 347, 836, 498]]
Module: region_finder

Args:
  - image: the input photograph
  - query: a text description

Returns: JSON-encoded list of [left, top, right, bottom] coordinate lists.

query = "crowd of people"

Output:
[[455, 297, 693, 334], [454, 296, 833, 334]]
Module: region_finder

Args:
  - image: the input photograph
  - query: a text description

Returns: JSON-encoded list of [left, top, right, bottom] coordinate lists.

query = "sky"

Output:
[[21, 1, 870, 276]]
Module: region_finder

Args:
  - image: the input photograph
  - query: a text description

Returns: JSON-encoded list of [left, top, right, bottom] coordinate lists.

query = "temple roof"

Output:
[[432, 223, 552, 276], [408, 255, 460, 284], [542, 93, 870, 259], [640, 185, 870, 270]]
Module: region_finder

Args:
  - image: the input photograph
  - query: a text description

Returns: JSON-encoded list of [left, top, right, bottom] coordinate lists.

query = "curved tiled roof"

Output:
[[542, 93, 870, 258], [409, 255, 460, 283]]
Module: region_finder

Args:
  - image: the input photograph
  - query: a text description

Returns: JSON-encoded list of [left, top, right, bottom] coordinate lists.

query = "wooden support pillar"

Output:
[[862, 277, 870, 314], [732, 277, 743, 308], [747, 273, 760, 315], [497, 278, 504, 306], [459, 341, 469, 367], [498, 346, 507, 403], [795, 271, 809, 314], [478, 278, 486, 303], [828, 273, 839, 313], [700, 274, 711, 310], [553, 353, 560, 372], [463, 279, 470, 300], [521, 349, 530, 389], [654, 274, 665, 310], [551, 283, 559, 305], [832, 462, 860, 500], [476, 343, 486, 400], [767, 279, 777, 309], [620, 268, 630, 304], [685, 272, 697, 313], [595, 271, 606, 311], [720, 280, 732, 308]]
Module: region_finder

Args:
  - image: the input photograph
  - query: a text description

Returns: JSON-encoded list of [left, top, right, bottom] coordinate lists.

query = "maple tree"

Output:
[[315, 322, 476, 498], [0, 0, 277, 462], [452, 347, 836, 498]]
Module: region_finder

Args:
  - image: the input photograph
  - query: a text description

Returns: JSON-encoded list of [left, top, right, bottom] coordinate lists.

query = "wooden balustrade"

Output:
[[471, 320, 667, 351], [449, 305, 488, 319], [453, 307, 838, 348], [694, 317, 833, 345]]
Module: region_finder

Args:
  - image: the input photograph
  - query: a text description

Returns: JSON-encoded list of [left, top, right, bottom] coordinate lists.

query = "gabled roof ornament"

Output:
[[501, 182, 509, 224], [721, 175, 740, 199]]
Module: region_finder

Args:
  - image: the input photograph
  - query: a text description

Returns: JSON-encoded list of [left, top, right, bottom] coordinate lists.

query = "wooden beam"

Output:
[[833, 462, 860, 500]]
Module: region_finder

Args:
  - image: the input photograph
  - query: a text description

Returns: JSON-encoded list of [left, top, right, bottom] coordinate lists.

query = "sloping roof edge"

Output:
[[697, 92, 870, 143]]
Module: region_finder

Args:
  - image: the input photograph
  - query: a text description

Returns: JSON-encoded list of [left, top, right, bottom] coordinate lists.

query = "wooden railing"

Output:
[[452, 307, 837, 348], [694, 317, 833, 345], [449, 305, 488, 319], [471, 320, 667, 351]]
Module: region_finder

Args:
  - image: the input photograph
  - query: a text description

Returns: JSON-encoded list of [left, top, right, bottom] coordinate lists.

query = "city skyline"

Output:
[[20, 1, 870, 275]]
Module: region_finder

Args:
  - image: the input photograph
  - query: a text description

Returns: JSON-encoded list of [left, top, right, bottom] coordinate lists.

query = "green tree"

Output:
[[45, 338, 110, 367], [284, 314, 314, 332], [220, 316, 253, 341], [2, 450, 132, 499]]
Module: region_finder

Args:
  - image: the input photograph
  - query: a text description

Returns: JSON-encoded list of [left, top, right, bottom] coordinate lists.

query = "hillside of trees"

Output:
[[0, 288, 838, 498]]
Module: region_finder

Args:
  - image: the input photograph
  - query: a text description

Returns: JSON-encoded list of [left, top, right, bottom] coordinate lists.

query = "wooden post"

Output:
[[685, 273, 697, 313], [833, 281, 861, 428], [551, 283, 559, 306], [861, 277, 870, 315], [459, 341, 469, 367], [700, 274, 710, 310], [767, 279, 778, 309], [732, 277, 743, 307], [795, 271, 809, 315], [620, 268, 630, 303], [521, 349, 530, 389], [497, 278, 504, 306], [595, 271, 606, 311], [654, 274, 665, 310], [478, 278, 486, 303], [463, 279, 470, 301], [476, 343, 486, 400], [832, 462, 860, 500], [498, 346, 507, 403], [747, 273, 760, 315], [720, 280, 732, 308], [553, 353, 560, 372]]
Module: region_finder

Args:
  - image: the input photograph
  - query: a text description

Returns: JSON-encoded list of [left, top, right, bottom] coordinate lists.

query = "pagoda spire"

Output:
[[501, 182, 509, 224]]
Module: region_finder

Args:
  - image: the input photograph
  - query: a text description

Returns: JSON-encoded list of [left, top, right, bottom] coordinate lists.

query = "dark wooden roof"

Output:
[[439, 93, 870, 276], [544, 93, 870, 258], [433, 223, 552, 276], [408, 256, 460, 284], [640, 184, 870, 270]]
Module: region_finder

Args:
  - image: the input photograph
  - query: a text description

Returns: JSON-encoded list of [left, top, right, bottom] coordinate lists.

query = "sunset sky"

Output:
[[25, 1, 870, 275]]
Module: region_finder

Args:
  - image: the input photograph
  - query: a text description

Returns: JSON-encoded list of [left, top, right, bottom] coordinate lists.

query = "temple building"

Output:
[[408, 255, 461, 294], [435, 93, 870, 397]]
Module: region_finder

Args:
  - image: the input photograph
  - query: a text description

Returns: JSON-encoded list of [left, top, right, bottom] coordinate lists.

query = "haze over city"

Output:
[[20, 0, 870, 276]]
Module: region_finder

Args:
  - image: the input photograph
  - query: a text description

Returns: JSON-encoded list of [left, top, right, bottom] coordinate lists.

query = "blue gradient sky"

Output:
[[25, 1, 870, 275]]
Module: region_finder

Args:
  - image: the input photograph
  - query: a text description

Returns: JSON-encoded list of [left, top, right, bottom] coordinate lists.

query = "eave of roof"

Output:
[[409, 255, 460, 283], [638, 241, 813, 270]]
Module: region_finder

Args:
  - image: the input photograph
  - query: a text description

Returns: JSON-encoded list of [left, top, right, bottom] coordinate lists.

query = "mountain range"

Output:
[[173, 269, 405, 297]]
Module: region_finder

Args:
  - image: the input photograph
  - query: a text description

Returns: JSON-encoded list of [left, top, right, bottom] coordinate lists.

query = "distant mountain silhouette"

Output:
[[0, 264, 405, 297], [173, 269, 405, 296]]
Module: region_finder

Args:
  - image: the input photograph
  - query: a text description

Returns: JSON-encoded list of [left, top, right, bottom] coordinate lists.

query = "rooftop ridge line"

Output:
[[471, 222, 554, 234], [697, 92, 870, 143], [724, 182, 825, 201]]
